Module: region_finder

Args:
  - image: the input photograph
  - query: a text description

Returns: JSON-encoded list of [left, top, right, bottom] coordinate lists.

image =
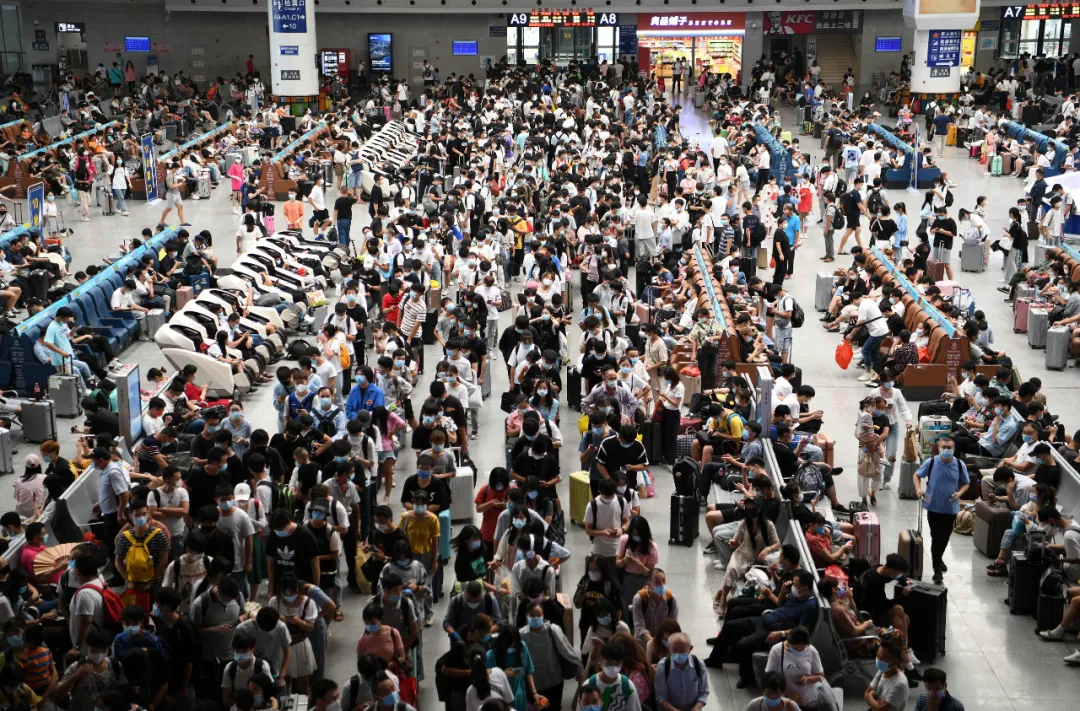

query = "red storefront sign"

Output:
[[764, 11, 817, 35], [637, 12, 745, 31]]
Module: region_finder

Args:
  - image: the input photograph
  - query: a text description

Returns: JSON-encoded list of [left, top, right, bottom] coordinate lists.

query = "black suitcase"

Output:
[[899, 579, 947, 663], [672, 457, 700, 497], [640, 420, 663, 464], [668, 494, 698, 547], [635, 258, 652, 295], [1037, 567, 1066, 630], [422, 309, 437, 345], [28, 269, 49, 302], [1008, 551, 1046, 615], [918, 400, 955, 421], [625, 323, 640, 350], [567, 367, 582, 411]]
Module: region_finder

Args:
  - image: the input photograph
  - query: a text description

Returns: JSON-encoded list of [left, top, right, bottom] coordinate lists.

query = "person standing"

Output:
[[913, 435, 970, 584], [671, 59, 684, 94]]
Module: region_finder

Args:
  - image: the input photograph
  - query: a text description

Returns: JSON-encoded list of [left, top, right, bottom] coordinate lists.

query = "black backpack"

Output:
[[830, 206, 846, 231], [257, 479, 280, 513], [944, 189, 954, 208], [313, 407, 341, 437], [867, 189, 884, 215], [790, 299, 805, 328]]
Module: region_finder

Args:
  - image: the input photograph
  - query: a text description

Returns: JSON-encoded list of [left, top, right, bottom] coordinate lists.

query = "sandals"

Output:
[[334, 609, 345, 622], [986, 562, 1007, 576]]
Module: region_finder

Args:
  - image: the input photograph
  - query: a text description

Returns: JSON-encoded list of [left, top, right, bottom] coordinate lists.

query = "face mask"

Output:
[[939, 449, 955, 461], [602, 665, 622, 679], [526, 490, 539, 500], [42, 455, 52, 464], [365, 623, 381, 634], [230, 411, 243, 422], [1030, 494, 1039, 503], [275, 529, 289, 538], [312, 511, 327, 522], [875, 659, 891, 673], [397, 559, 411, 568], [357, 376, 368, 387], [1022, 434, 1035, 444], [414, 504, 428, 514], [815, 526, 827, 535], [133, 516, 148, 528], [422, 416, 435, 426], [512, 518, 527, 529], [764, 697, 784, 708], [206, 424, 220, 434], [218, 500, 233, 512], [283, 594, 298, 603], [652, 585, 666, 596], [588, 569, 602, 582], [375, 523, 389, 533], [670, 651, 690, 664], [528, 616, 544, 629], [5, 635, 21, 648], [936, 690, 947, 701], [494, 484, 505, 492], [383, 692, 399, 706]]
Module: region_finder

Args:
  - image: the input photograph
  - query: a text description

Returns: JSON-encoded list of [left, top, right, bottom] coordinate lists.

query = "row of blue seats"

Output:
[[865, 122, 943, 189], [1, 228, 180, 395]]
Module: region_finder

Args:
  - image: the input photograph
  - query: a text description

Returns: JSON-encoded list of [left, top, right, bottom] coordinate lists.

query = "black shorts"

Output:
[[313, 208, 329, 222], [845, 213, 860, 229]]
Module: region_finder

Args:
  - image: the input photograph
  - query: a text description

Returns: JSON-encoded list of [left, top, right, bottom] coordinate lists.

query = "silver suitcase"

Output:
[[48, 373, 82, 418], [0, 428, 12, 475], [1016, 284, 1036, 303], [22, 400, 57, 443], [197, 170, 212, 198], [449, 465, 475, 521], [1034, 240, 1049, 265], [146, 309, 167, 340], [960, 242, 985, 272], [1046, 326, 1071, 370], [1028, 307, 1049, 348], [815, 272, 833, 311]]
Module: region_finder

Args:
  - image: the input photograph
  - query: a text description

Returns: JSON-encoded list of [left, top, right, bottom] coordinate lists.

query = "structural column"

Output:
[[267, 0, 320, 113]]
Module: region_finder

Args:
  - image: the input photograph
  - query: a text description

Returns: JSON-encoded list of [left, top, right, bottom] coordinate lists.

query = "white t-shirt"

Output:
[[234, 618, 291, 671], [70, 576, 107, 653], [308, 185, 327, 211], [583, 495, 629, 557], [868, 670, 909, 711], [764, 642, 824, 707], [858, 299, 889, 337], [216, 508, 256, 573], [149, 486, 190, 538]]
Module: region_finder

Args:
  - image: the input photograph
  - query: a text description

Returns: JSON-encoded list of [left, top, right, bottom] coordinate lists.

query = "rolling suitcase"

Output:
[[897, 509, 925, 580], [694, 90, 706, 107], [1028, 307, 1049, 348], [145, 309, 167, 340], [991, 155, 1003, 176], [969, 144, 980, 158], [974, 500, 1012, 558], [853, 511, 881, 565], [197, 170, 212, 199], [945, 124, 957, 146], [815, 272, 833, 311], [1016, 284, 1036, 302], [900, 580, 947, 663], [449, 466, 474, 521], [639, 420, 663, 465], [99, 186, 114, 216], [897, 459, 920, 500], [567, 367, 582, 411], [672, 457, 700, 498], [1037, 567, 1066, 631], [1001, 153, 1014, 175], [421, 309, 438, 345], [1046, 326, 1070, 370], [21, 400, 57, 444], [176, 286, 194, 310], [48, 371, 83, 418], [569, 471, 592, 526], [668, 494, 698, 546], [960, 241, 985, 272], [1014, 298, 1033, 333], [925, 258, 946, 281], [1034, 240, 1049, 265], [1008, 551, 1046, 615], [28, 269, 49, 302], [0, 428, 11, 475]]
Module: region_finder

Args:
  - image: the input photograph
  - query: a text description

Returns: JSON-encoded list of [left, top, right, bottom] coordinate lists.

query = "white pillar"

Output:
[[267, 0, 319, 98], [909, 29, 962, 95]]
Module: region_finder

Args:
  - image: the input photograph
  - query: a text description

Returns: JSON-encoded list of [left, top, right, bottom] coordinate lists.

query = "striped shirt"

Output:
[[19, 645, 53, 691], [399, 293, 427, 341]]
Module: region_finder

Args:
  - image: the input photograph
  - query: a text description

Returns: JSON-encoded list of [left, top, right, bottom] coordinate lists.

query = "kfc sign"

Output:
[[765, 11, 818, 35]]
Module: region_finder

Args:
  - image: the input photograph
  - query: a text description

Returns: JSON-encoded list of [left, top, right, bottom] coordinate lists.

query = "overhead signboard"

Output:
[[1006, 3, 1080, 20], [507, 10, 619, 28]]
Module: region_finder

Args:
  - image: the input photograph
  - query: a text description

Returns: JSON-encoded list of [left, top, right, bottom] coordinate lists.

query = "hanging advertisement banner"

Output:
[[141, 133, 161, 204]]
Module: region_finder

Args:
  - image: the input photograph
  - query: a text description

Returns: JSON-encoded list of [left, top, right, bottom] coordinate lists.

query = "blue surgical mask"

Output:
[[124, 625, 141, 636], [414, 504, 428, 514], [357, 375, 368, 387], [620, 440, 633, 448], [631, 534, 642, 542], [512, 518, 526, 529], [335, 455, 348, 463], [365, 623, 381, 634], [312, 511, 327, 521], [883, 381, 894, 389], [234, 651, 252, 663], [1023, 435, 1034, 443], [764, 697, 784, 708], [469, 540, 482, 551], [527, 490, 539, 500], [205, 424, 220, 434], [320, 397, 332, 408], [652, 585, 666, 596], [432, 444, 444, 453], [5, 635, 21, 648], [397, 559, 411, 568], [596, 615, 612, 626], [875, 659, 891, 672], [995, 407, 1005, 417], [592, 427, 605, 436], [218, 500, 233, 512], [671, 652, 690, 664], [418, 469, 432, 480], [274, 529, 289, 538], [422, 415, 435, 426], [528, 616, 544, 629], [133, 516, 148, 527], [383, 692, 399, 706], [872, 409, 885, 417], [283, 594, 298, 603], [939, 449, 954, 461], [230, 412, 243, 422], [394, 359, 405, 369]]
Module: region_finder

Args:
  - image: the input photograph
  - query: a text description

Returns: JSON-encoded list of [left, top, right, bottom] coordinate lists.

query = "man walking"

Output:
[[913, 435, 970, 584]]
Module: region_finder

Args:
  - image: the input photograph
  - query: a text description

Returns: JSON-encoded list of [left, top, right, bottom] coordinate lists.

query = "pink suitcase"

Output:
[[854, 511, 881, 566], [1014, 298, 1032, 333], [263, 215, 275, 234], [935, 280, 960, 298]]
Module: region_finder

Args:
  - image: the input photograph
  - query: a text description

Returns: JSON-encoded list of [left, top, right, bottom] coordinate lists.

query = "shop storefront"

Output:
[[635, 12, 745, 84], [998, 4, 1074, 59], [505, 9, 622, 65]]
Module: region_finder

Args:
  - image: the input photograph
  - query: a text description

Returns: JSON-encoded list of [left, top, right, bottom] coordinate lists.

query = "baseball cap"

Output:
[[234, 483, 252, 501]]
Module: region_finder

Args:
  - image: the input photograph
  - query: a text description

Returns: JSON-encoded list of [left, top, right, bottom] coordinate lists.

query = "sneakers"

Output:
[[712, 560, 727, 570], [1040, 627, 1066, 641], [702, 542, 718, 555], [857, 373, 873, 382], [121, 211, 130, 217], [1064, 650, 1080, 665], [880, 483, 892, 490]]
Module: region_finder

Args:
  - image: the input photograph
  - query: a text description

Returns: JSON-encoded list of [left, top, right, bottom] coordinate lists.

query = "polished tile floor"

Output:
[[6, 96, 1080, 709]]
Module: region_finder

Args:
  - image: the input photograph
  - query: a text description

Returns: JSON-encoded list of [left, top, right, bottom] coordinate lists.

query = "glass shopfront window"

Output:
[[506, 25, 611, 65], [1000, 16, 1071, 59]]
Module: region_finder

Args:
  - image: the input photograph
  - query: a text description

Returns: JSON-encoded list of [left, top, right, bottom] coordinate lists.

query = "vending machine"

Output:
[[320, 49, 351, 79]]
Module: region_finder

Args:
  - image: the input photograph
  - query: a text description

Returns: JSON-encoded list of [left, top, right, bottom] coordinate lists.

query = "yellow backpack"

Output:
[[123, 528, 161, 583], [338, 342, 351, 370]]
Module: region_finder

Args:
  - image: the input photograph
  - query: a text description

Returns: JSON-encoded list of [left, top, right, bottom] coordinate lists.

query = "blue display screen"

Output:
[[125, 36, 151, 52], [876, 36, 902, 53], [369, 34, 392, 73], [453, 41, 478, 56]]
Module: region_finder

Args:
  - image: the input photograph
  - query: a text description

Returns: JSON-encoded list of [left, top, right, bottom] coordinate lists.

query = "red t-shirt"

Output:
[[474, 484, 508, 543], [382, 292, 403, 326]]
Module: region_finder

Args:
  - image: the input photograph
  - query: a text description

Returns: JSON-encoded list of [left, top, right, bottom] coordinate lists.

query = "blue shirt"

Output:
[[916, 455, 970, 515], [43, 320, 73, 368], [345, 382, 386, 419], [655, 655, 710, 709], [784, 215, 801, 246], [978, 415, 1018, 457], [762, 591, 818, 630]]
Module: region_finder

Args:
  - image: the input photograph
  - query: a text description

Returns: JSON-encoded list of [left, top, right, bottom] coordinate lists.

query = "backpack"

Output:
[[752, 220, 766, 247], [287, 340, 316, 359], [944, 189, 954, 208], [257, 479, 281, 515], [314, 407, 341, 437], [661, 654, 704, 682], [830, 206, 845, 231], [587, 494, 627, 533], [828, 132, 843, 149], [795, 461, 824, 495], [123, 528, 162, 584], [835, 177, 847, 197], [790, 299, 805, 328], [227, 656, 274, 686], [75, 581, 125, 634], [726, 411, 750, 441], [337, 342, 351, 370], [867, 189, 884, 215]]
